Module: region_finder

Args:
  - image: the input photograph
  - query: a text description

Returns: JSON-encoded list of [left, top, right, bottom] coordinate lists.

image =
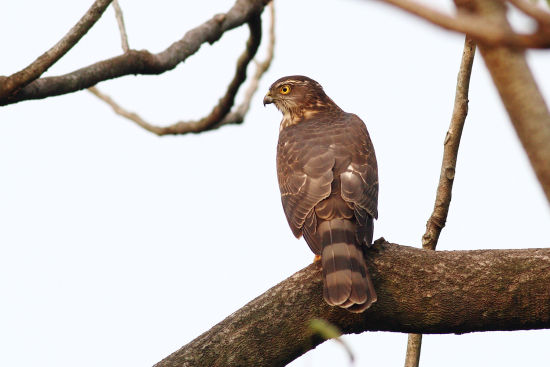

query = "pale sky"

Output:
[[1, 1, 550, 366]]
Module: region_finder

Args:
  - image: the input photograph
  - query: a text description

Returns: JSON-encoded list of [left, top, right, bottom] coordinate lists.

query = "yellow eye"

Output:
[[279, 85, 291, 95]]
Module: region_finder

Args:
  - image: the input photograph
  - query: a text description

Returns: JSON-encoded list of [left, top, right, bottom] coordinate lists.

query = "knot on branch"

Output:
[[445, 167, 456, 180]]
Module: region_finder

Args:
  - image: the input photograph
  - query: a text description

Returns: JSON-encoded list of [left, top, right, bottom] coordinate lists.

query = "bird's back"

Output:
[[277, 112, 378, 312]]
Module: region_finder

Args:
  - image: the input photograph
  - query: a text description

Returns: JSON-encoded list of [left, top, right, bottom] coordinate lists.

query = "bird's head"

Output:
[[263, 75, 340, 129]]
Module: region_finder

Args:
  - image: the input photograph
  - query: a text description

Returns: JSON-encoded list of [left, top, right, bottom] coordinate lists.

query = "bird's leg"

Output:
[[313, 254, 321, 262]]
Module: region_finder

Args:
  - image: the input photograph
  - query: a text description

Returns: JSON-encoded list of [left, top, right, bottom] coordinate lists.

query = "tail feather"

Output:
[[319, 219, 376, 312], [321, 220, 352, 305], [348, 243, 368, 304], [345, 268, 377, 313]]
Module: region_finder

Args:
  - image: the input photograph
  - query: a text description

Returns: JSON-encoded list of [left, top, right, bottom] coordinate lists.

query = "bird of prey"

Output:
[[264, 75, 378, 312]]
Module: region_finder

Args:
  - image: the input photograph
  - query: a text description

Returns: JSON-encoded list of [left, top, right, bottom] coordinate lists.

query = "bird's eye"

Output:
[[280, 85, 291, 95]]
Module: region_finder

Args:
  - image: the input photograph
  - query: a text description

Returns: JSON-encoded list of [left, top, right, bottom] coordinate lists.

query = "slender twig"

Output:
[[375, 0, 550, 48], [0, 0, 267, 106], [89, 2, 275, 135], [422, 37, 476, 250], [112, 0, 130, 52], [89, 15, 266, 136], [215, 0, 275, 128], [404, 334, 422, 367], [0, 0, 113, 100], [88, 86, 155, 132], [404, 36, 476, 367]]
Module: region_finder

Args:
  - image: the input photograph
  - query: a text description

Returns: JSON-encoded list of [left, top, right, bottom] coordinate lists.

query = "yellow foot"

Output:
[[313, 254, 321, 263]]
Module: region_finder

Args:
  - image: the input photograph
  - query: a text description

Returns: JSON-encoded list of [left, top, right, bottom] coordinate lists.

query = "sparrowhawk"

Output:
[[264, 75, 379, 312]]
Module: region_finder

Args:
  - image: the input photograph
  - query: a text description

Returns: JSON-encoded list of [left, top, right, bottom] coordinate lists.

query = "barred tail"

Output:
[[319, 219, 377, 312]]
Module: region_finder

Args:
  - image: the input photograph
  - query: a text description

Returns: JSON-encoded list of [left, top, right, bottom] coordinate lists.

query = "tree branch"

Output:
[[374, 0, 550, 48], [405, 35, 476, 367], [505, 0, 550, 26], [112, 0, 130, 53], [88, 10, 268, 136], [0, 0, 113, 100], [404, 333, 422, 367], [213, 0, 275, 129], [154, 241, 550, 367], [422, 36, 476, 251], [457, 0, 550, 203], [0, 0, 268, 106]]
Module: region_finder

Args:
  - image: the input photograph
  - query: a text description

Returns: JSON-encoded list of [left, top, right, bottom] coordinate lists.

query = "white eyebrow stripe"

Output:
[[274, 80, 307, 88]]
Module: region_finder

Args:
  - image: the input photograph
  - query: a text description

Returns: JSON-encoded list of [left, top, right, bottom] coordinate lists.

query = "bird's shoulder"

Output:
[[277, 111, 370, 158], [279, 110, 362, 140]]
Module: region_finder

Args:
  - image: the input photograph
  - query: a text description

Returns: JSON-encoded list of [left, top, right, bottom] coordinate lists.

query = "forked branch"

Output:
[[375, 0, 550, 48], [0, 0, 268, 106], [89, 2, 274, 136], [0, 0, 113, 100]]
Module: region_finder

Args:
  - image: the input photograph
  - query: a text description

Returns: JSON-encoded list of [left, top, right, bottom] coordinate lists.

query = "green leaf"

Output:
[[309, 318, 342, 339], [309, 319, 355, 363]]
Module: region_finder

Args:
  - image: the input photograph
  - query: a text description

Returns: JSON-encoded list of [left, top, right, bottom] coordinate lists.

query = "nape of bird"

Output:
[[264, 75, 379, 312]]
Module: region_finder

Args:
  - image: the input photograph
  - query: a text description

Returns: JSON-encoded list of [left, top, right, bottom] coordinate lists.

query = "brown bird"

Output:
[[264, 75, 378, 312]]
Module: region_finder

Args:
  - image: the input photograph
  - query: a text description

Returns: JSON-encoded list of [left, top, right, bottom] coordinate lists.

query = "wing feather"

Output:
[[277, 138, 335, 242], [338, 114, 379, 245]]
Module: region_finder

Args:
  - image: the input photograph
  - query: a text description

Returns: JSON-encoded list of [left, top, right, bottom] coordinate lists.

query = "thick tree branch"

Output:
[[0, 0, 113, 100], [457, 0, 550, 203], [405, 36, 476, 367], [0, 0, 268, 106], [155, 241, 550, 367], [375, 0, 550, 48], [88, 9, 270, 136]]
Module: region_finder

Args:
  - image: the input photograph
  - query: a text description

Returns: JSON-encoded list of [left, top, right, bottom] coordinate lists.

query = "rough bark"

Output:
[[155, 241, 550, 367]]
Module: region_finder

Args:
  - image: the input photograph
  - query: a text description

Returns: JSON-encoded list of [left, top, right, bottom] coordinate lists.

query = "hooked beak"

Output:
[[263, 93, 274, 106]]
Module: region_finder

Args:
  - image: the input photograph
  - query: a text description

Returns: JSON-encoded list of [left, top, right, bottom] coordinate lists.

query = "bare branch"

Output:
[[154, 241, 550, 367], [505, 0, 550, 26], [214, 0, 275, 128], [0, 0, 113, 100], [375, 0, 550, 48], [87, 86, 156, 132], [405, 36, 476, 367], [0, 0, 268, 106], [89, 2, 275, 135], [112, 0, 130, 53], [404, 334, 422, 367], [459, 0, 550, 203], [87, 1, 131, 119], [422, 37, 476, 251], [89, 15, 264, 136]]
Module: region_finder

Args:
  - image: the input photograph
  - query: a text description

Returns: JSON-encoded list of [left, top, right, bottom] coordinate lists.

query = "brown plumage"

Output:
[[264, 75, 379, 312]]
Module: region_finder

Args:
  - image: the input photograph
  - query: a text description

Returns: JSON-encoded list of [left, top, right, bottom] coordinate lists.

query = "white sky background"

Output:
[[1, 0, 550, 366]]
